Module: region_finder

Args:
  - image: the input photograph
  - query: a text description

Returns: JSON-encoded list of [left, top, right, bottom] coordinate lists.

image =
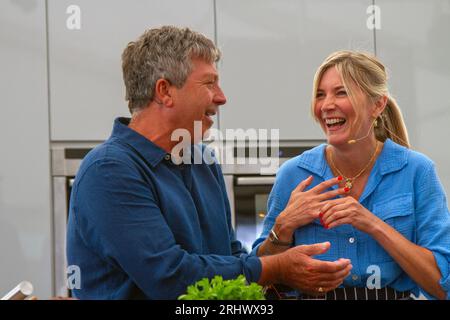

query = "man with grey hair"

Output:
[[67, 26, 352, 299]]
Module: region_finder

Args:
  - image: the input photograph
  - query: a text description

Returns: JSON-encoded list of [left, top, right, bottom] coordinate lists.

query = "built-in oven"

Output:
[[229, 175, 275, 252], [221, 141, 322, 254]]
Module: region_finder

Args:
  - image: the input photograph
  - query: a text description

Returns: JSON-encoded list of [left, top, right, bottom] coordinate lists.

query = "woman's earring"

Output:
[[374, 118, 378, 128]]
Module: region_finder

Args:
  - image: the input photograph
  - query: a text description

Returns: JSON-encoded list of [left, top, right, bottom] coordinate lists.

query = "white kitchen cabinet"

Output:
[[48, 0, 216, 141], [216, 0, 374, 140], [376, 0, 450, 194], [0, 1, 52, 298]]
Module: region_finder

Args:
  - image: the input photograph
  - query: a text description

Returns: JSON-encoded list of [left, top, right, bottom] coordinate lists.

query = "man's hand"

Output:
[[259, 242, 352, 296]]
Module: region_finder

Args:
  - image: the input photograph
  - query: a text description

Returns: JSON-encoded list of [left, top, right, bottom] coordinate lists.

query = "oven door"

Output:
[[231, 175, 275, 253]]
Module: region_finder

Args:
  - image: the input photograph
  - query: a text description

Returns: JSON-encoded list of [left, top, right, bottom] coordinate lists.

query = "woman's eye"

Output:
[[337, 90, 347, 96], [316, 92, 325, 99]]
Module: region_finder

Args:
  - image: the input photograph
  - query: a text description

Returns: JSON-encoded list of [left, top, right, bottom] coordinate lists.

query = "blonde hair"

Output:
[[311, 50, 410, 148]]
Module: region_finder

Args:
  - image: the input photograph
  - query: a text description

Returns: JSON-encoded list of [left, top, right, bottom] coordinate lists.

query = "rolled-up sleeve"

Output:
[[414, 162, 450, 299]]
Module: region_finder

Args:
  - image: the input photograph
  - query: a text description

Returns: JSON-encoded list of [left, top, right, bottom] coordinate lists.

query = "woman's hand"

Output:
[[320, 196, 381, 234], [319, 198, 447, 300], [274, 176, 348, 242]]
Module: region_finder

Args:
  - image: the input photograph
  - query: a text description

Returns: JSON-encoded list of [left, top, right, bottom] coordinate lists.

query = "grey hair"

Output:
[[121, 25, 221, 114]]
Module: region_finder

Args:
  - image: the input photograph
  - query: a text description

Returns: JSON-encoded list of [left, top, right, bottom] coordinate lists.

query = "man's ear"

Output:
[[373, 95, 388, 118], [154, 78, 173, 108]]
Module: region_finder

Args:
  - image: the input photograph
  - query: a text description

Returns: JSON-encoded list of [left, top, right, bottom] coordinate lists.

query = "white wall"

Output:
[[377, 0, 450, 195], [0, 0, 52, 298]]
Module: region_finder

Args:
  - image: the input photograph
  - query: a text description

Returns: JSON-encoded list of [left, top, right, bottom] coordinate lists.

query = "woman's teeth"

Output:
[[325, 118, 346, 127]]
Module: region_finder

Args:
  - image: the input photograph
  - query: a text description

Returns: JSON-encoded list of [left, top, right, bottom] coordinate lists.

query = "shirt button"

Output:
[[164, 154, 171, 161], [352, 274, 359, 281], [349, 237, 355, 244]]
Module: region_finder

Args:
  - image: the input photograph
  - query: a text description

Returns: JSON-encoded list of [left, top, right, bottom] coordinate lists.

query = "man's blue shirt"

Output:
[[253, 139, 450, 299], [67, 117, 261, 299]]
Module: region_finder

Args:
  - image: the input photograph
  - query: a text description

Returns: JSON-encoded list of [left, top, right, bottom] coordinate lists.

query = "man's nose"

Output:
[[214, 86, 227, 106]]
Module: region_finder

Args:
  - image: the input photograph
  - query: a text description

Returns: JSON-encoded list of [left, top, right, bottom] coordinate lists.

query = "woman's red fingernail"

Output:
[[319, 212, 324, 218], [337, 176, 343, 181], [344, 187, 350, 192], [325, 225, 329, 229]]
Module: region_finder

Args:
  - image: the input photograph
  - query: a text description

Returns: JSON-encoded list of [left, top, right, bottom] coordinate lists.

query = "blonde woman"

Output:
[[253, 51, 450, 300]]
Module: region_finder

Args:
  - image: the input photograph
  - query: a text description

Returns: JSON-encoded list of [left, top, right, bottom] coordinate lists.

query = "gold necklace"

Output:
[[328, 141, 380, 190]]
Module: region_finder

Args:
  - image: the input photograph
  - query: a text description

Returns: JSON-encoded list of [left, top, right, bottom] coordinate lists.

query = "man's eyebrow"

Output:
[[201, 73, 219, 81]]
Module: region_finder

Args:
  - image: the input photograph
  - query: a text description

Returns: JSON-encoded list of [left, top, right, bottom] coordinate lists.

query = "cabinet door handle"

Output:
[[236, 176, 275, 185]]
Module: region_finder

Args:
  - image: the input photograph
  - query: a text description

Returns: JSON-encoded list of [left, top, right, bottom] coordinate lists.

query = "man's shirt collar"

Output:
[[111, 117, 167, 167]]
